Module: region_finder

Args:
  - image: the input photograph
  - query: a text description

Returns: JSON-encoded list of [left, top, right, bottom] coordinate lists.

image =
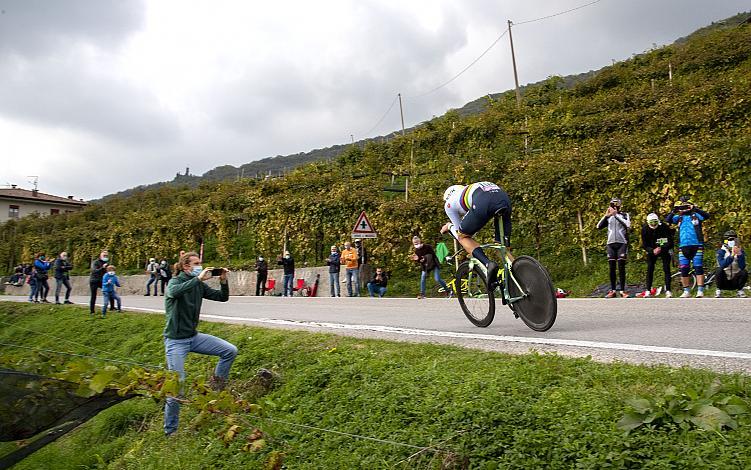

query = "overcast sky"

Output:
[[1, 0, 748, 200]]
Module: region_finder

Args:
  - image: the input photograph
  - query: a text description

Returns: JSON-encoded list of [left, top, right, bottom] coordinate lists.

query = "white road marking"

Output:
[[11, 301, 751, 361], [193, 314, 751, 361]]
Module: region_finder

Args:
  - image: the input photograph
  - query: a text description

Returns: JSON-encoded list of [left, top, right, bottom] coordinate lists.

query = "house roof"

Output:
[[0, 188, 87, 207]]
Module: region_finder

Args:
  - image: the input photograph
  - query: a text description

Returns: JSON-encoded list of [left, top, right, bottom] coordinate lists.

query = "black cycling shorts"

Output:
[[458, 187, 512, 239], [606, 243, 628, 260]]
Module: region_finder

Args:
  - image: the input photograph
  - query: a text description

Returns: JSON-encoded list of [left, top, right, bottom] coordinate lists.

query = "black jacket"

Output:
[[414, 244, 438, 271], [369, 272, 388, 288], [278, 257, 295, 275], [255, 259, 268, 275], [641, 223, 675, 253], [54, 258, 72, 279], [326, 253, 341, 273], [89, 259, 107, 284]]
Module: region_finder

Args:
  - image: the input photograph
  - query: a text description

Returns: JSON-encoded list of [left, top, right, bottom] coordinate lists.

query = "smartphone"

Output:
[[210, 268, 224, 276]]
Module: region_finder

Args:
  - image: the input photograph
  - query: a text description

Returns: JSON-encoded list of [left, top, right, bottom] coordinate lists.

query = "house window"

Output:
[[9, 205, 19, 219], [50, 208, 60, 215]]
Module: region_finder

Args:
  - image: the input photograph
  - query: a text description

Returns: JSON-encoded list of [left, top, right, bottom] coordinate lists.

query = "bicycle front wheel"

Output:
[[507, 256, 557, 332], [456, 261, 495, 327]]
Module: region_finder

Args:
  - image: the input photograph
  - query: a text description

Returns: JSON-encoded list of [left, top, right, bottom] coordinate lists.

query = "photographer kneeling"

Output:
[[163, 251, 237, 436]]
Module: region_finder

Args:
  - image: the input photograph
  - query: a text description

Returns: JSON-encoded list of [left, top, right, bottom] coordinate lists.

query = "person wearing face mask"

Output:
[[714, 230, 747, 298], [33, 252, 52, 303], [277, 251, 295, 297], [89, 250, 114, 315], [54, 251, 74, 304], [163, 251, 235, 436], [341, 241, 360, 297], [411, 236, 450, 299], [326, 246, 341, 297], [158, 259, 172, 296], [255, 255, 268, 296], [637, 213, 675, 298]]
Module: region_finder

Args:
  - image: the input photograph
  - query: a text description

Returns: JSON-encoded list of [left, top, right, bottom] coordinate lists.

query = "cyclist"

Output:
[[596, 197, 631, 298], [666, 196, 710, 298], [714, 230, 747, 298], [440, 182, 512, 289], [637, 213, 674, 298]]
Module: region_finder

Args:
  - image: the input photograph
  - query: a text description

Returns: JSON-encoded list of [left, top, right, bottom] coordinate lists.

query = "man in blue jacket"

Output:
[[714, 230, 747, 298], [666, 197, 710, 298]]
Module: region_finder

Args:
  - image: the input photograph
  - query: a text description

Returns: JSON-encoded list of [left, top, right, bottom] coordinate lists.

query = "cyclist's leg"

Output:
[[693, 248, 705, 288], [678, 247, 695, 289]]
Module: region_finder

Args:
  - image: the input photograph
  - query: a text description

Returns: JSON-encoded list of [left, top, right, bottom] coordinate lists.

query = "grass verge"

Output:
[[1, 302, 750, 469]]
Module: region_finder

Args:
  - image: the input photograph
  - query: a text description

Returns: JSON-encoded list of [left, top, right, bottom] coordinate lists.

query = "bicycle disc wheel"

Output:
[[507, 256, 557, 332], [456, 261, 495, 327]]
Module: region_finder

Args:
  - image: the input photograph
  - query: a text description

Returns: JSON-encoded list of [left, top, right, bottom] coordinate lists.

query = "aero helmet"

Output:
[[443, 185, 464, 202]]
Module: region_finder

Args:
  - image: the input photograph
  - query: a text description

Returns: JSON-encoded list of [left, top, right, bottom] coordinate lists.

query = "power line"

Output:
[[514, 0, 604, 25], [0, 341, 164, 370], [360, 94, 399, 138]]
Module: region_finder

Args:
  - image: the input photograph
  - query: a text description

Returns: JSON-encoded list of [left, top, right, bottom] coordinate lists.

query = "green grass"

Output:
[[1, 302, 750, 469]]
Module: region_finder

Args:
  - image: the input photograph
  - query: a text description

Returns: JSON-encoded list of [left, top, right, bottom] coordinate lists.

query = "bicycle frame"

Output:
[[446, 215, 527, 305]]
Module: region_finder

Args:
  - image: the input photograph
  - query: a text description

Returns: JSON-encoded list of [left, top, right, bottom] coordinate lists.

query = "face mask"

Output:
[[102, 257, 109, 262], [258, 257, 264, 261], [40, 256, 45, 260], [190, 265, 203, 277], [727, 240, 736, 248], [109, 271, 115, 275], [414, 243, 422, 249], [285, 255, 290, 259]]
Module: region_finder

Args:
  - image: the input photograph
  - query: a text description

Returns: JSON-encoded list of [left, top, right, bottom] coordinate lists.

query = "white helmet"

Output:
[[443, 185, 464, 202], [646, 213, 660, 224]]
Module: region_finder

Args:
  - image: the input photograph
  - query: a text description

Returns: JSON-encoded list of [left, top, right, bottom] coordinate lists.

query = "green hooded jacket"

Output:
[[163, 271, 229, 339]]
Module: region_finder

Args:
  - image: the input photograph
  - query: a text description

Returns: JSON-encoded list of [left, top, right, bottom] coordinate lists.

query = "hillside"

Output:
[[2, 15, 750, 292]]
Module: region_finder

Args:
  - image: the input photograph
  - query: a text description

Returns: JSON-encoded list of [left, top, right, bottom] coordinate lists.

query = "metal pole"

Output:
[[507, 20, 521, 108], [577, 210, 588, 266]]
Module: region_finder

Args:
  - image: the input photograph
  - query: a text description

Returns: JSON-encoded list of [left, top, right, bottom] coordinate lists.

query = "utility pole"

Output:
[[668, 62, 673, 86], [508, 20, 521, 108], [350, 134, 354, 144], [398, 93, 406, 136]]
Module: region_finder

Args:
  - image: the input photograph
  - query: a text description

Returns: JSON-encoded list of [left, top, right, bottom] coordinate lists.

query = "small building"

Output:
[[0, 185, 87, 223]]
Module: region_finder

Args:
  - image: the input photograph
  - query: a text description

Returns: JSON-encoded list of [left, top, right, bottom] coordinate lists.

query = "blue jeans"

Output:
[[163, 333, 238, 435], [367, 283, 387, 297], [146, 274, 157, 295], [329, 272, 340, 296], [55, 277, 72, 302], [346, 268, 360, 296], [282, 273, 294, 296], [102, 291, 121, 315], [421, 267, 448, 295], [28, 281, 38, 301]]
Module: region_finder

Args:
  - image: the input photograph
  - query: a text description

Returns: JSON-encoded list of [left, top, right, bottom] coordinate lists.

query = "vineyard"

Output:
[[1, 18, 750, 290]]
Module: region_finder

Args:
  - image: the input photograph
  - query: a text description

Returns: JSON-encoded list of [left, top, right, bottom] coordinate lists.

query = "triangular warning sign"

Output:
[[351, 211, 377, 238]]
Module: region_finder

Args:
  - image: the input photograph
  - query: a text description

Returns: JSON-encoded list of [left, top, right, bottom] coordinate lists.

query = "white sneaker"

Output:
[[738, 290, 748, 298], [679, 290, 691, 298], [715, 289, 722, 298], [696, 290, 704, 298], [664, 290, 672, 298]]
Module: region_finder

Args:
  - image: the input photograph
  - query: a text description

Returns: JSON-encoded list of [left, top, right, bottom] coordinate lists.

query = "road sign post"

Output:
[[351, 211, 377, 239]]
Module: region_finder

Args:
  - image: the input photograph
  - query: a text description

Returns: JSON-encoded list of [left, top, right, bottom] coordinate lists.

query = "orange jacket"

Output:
[[341, 248, 359, 269]]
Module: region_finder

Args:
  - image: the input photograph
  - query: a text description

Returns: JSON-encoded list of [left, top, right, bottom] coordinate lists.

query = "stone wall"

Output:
[[1, 265, 374, 297]]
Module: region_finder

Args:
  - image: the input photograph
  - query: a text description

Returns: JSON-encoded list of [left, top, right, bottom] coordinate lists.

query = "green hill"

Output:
[[3, 14, 750, 293]]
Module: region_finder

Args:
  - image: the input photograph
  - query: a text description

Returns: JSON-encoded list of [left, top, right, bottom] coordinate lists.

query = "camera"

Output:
[[210, 268, 224, 276], [674, 204, 691, 212]]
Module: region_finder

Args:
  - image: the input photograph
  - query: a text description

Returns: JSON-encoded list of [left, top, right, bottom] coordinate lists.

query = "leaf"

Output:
[[625, 398, 652, 414], [617, 412, 646, 432], [222, 425, 241, 445], [243, 438, 266, 453], [89, 368, 118, 393], [690, 405, 734, 432]]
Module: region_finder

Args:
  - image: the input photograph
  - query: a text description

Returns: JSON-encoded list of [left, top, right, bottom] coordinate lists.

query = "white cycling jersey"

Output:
[[444, 182, 500, 238]]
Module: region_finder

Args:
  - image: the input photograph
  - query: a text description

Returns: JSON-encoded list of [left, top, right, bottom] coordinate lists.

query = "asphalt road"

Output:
[[3, 295, 751, 373]]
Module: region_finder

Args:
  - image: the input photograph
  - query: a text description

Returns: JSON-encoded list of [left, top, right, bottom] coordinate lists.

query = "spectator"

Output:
[[326, 246, 341, 297], [255, 256, 268, 296], [714, 230, 747, 298], [34, 252, 51, 303], [6, 265, 24, 286], [666, 196, 710, 298], [411, 236, 450, 299], [163, 251, 236, 436], [637, 213, 675, 298], [54, 251, 74, 304], [341, 241, 360, 297], [367, 267, 388, 298], [277, 251, 295, 297], [596, 198, 631, 298], [26, 263, 38, 303], [101, 265, 122, 317], [145, 257, 159, 296], [89, 250, 114, 315], [158, 259, 172, 296]]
